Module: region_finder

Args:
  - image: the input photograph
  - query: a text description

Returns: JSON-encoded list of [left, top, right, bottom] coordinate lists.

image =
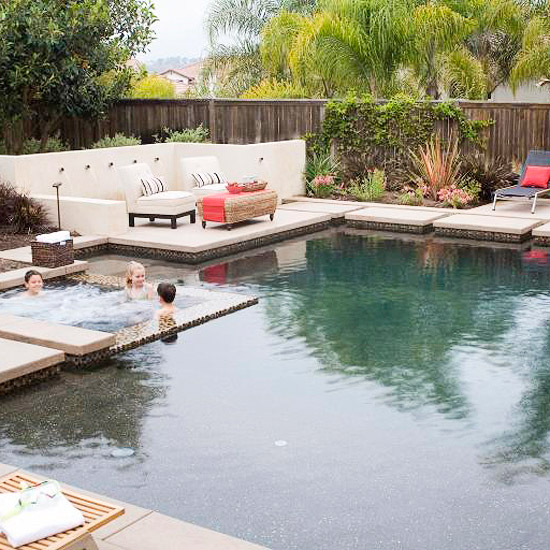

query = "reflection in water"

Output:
[[0, 346, 166, 457], [240, 233, 550, 467]]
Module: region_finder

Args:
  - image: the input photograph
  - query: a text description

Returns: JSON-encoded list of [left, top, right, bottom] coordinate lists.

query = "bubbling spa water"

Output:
[[0, 281, 194, 332]]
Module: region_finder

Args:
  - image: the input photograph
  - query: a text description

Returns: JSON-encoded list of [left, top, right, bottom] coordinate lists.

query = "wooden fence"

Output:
[[58, 99, 550, 162]]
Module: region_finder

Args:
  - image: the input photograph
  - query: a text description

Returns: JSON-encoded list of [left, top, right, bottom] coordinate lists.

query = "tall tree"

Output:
[[0, 0, 156, 154]]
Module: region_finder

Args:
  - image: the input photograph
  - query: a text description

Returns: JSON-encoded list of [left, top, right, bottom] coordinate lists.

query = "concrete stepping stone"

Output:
[[0, 314, 115, 356], [532, 221, 550, 245], [0, 261, 88, 290], [0, 337, 64, 383], [105, 511, 268, 550], [345, 207, 449, 233], [434, 214, 543, 242], [278, 201, 364, 219]]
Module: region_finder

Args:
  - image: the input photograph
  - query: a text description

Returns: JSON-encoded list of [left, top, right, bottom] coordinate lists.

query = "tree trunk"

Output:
[[39, 115, 60, 152], [2, 120, 25, 155]]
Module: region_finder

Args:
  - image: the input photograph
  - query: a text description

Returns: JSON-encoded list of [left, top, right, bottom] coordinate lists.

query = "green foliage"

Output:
[[308, 94, 492, 186], [409, 136, 463, 201], [398, 186, 424, 206], [91, 133, 141, 148], [130, 75, 176, 99], [348, 170, 386, 202], [241, 78, 310, 98], [0, 181, 50, 232], [156, 125, 210, 143], [21, 136, 69, 155], [304, 152, 339, 196], [0, 0, 156, 154], [459, 153, 517, 201]]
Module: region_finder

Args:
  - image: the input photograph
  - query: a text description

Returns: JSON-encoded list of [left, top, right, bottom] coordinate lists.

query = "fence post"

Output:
[[208, 99, 217, 143]]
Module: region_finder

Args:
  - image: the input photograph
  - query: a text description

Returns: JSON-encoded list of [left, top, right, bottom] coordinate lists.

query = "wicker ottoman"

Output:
[[198, 189, 278, 230]]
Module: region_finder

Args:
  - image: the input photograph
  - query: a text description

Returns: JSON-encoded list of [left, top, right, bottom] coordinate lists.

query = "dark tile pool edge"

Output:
[[74, 221, 331, 264], [0, 365, 61, 395], [347, 220, 433, 234], [533, 236, 550, 246], [434, 227, 530, 243]]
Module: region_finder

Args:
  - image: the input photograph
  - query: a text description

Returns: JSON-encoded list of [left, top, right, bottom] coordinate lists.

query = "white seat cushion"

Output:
[[137, 191, 193, 204], [135, 191, 195, 215], [191, 183, 227, 198]]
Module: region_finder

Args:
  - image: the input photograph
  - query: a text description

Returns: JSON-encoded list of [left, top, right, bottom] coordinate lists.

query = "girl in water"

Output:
[[23, 270, 44, 297], [125, 261, 154, 300]]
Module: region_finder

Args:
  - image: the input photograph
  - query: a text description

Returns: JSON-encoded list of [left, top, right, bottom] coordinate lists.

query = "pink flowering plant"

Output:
[[437, 185, 472, 208], [311, 174, 336, 198], [305, 152, 340, 198]]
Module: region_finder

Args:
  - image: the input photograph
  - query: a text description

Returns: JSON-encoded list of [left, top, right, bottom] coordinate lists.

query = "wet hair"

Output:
[[125, 261, 145, 287], [24, 270, 43, 283], [157, 282, 176, 304]]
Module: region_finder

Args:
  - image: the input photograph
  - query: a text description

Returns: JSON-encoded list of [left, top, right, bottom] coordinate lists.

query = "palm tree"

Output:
[[204, 0, 318, 97]]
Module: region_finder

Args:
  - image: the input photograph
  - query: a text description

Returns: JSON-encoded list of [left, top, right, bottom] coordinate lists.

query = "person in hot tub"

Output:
[[23, 270, 44, 298], [124, 261, 154, 300]]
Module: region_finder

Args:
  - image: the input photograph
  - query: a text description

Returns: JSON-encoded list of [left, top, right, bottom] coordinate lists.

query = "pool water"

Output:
[[1, 230, 550, 549], [0, 281, 199, 332]]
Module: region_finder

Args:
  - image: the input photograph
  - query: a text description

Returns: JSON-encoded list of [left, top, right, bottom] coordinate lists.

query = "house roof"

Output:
[[159, 61, 204, 81]]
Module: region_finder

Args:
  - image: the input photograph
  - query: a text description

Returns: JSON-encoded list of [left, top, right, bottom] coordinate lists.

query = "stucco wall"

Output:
[[0, 140, 305, 202]]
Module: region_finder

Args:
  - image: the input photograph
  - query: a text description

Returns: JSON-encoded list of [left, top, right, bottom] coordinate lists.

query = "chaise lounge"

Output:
[[492, 150, 550, 214]]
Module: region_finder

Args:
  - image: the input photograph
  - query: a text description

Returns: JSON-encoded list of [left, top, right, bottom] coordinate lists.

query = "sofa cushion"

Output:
[[181, 156, 222, 190], [191, 171, 226, 188], [135, 191, 195, 216], [191, 183, 227, 198], [141, 175, 166, 196]]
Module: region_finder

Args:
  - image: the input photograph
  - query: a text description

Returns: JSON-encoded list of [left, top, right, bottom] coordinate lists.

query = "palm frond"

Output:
[[442, 47, 488, 99]]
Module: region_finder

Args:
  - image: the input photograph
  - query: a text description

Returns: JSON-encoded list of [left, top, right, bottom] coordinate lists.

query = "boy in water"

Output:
[[23, 270, 44, 297], [155, 282, 176, 319]]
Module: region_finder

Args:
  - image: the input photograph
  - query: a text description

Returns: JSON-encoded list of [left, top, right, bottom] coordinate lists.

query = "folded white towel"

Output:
[[0, 481, 85, 547], [36, 231, 71, 244]]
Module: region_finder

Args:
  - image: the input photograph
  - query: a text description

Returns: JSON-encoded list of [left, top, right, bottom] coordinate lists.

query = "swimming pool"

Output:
[[1, 229, 549, 549]]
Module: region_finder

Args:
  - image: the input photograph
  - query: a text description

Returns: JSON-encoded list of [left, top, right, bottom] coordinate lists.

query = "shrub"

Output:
[[348, 169, 386, 202], [241, 79, 309, 99], [21, 135, 69, 154], [310, 175, 336, 198], [459, 153, 516, 202], [398, 186, 424, 206], [0, 181, 50, 232], [91, 133, 141, 148], [130, 75, 176, 99], [305, 152, 340, 197], [157, 124, 210, 143], [409, 137, 463, 201]]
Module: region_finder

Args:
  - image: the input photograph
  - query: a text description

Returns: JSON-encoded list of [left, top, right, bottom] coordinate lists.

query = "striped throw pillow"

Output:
[[140, 175, 166, 196], [191, 172, 226, 188]]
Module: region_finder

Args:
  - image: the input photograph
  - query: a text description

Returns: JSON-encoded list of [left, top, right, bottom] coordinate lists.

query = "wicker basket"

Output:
[[31, 239, 74, 268]]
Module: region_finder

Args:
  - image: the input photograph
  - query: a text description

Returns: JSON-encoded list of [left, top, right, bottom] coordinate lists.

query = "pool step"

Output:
[[0, 314, 115, 356], [345, 207, 449, 233], [0, 338, 64, 392]]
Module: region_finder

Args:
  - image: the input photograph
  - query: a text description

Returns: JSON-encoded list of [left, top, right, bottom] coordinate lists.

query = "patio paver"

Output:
[[345, 206, 450, 233], [0, 338, 64, 383], [106, 512, 267, 550], [0, 314, 115, 355], [277, 201, 364, 219], [434, 214, 543, 242], [469, 201, 550, 220]]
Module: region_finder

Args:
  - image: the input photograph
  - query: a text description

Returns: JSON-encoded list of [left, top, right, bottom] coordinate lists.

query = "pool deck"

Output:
[[0, 462, 267, 550]]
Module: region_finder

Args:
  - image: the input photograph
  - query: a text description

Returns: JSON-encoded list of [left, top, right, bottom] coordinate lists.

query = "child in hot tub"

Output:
[[125, 261, 154, 300], [155, 282, 177, 320], [23, 270, 44, 298]]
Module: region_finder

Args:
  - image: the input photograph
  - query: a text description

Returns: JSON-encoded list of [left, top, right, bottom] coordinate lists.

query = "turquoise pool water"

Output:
[[1, 229, 549, 549]]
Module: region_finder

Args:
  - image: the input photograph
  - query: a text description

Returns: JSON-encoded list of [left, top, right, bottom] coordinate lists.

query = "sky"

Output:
[[140, 0, 212, 61]]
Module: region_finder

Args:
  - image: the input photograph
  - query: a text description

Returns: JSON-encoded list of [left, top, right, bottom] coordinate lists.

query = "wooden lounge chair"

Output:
[[492, 150, 550, 214], [0, 472, 124, 550]]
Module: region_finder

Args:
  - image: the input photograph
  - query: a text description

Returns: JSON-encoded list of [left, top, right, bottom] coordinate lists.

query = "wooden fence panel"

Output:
[[56, 99, 550, 163]]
